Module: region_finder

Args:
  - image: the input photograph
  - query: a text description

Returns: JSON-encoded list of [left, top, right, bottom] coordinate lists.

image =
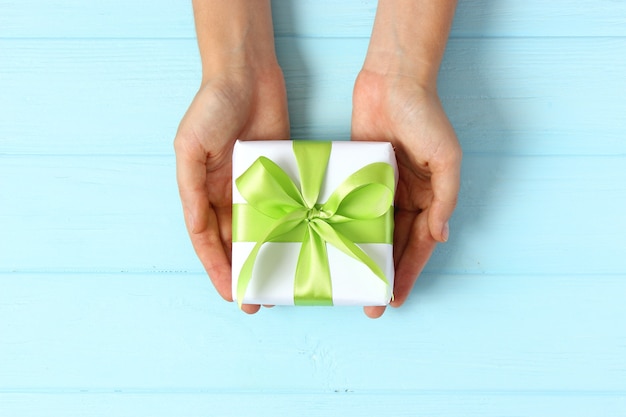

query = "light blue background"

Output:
[[1, 1, 625, 415]]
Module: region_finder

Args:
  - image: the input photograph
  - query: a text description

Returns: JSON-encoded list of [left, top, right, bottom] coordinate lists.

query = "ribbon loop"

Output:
[[236, 157, 305, 218]]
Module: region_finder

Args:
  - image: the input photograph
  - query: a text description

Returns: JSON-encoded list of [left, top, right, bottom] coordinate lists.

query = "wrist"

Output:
[[193, 0, 279, 82], [361, 49, 439, 93], [362, 0, 457, 91]]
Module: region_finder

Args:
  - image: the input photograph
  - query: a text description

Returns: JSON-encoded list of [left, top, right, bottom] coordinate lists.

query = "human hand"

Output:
[[174, 67, 289, 314], [351, 0, 459, 318], [174, 0, 288, 313], [351, 69, 462, 318]]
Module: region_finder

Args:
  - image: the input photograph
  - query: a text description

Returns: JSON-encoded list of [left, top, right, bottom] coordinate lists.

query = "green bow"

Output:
[[233, 141, 395, 306]]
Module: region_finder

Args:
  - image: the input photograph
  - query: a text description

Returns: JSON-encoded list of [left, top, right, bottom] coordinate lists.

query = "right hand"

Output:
[[352, 69, 462, 319]]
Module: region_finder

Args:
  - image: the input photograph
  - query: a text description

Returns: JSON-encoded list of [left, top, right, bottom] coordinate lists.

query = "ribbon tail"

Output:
[[310, 220, 389, 286], [294, 226, 333, 306], [236, 209, 307, 307], [237, 240, 265, 308]]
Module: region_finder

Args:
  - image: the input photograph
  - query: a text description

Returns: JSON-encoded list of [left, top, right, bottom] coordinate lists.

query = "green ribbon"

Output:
[[233, 141, 394, 306]]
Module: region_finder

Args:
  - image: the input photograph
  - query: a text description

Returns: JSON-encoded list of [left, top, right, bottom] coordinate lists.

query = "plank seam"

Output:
[[0, 271, 625, 277], [0, 388, 625, 396], [3, 35, 626, 41]]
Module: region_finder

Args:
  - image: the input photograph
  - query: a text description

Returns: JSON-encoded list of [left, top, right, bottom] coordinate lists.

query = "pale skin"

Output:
[[174, 0, 461, 318]]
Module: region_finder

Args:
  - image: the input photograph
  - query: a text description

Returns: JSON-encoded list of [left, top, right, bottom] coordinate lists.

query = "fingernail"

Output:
[[442, 221, 450, 242]]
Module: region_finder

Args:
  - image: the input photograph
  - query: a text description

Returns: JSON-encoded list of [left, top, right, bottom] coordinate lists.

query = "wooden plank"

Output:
[[1, 272, 625, 391], [1, 38, 625, 156], [1, 392, 625, 417], [1, 0, 626, 38], [1, 155, 625, 273], [0, 0, 197, 39], [273, 0, 626, 38], [450, 0, 626, 38], [0, 155, 198, 272], [2, 1, 624, 415], [0, 39, 200, 156]]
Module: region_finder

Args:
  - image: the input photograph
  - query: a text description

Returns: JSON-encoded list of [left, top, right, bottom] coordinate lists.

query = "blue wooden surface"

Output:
[[1, 1, 625, 415]]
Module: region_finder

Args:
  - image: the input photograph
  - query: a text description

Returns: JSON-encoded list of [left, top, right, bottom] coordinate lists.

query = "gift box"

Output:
[[232, 140, 397, 306]]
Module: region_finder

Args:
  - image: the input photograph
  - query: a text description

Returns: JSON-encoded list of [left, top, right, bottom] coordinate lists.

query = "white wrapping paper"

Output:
[[232, 140, 397, 306]]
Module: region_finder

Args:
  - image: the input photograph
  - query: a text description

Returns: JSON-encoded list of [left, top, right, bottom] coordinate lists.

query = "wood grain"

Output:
[[1, 273, 625, 392], [1, 0, 625, 415], [1, 38, 625, 155], [1, 155, 624, 273], [2, 392, 625, 417], [2, 0, 626, 38]]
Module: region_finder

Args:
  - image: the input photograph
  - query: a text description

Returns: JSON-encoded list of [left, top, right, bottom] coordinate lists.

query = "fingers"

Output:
[[241, 304, 261, 314], [363, 305, 386, 319], [391, 209, 437, 308], [428, 143, 462, 242], [175, 138, 209, 234], [191, 206, 234, 301], [175, 136, 234, 302], [363, 210, 436, 316]]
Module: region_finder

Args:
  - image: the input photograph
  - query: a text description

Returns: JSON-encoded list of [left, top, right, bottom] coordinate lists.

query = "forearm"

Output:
[[192, 0, 279, 82], [363, 0, 457, 90]]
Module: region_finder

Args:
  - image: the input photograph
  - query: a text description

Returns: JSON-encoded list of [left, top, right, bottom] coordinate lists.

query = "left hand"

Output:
[[351, 69, 462, 318], [174, 66, 290, 314]]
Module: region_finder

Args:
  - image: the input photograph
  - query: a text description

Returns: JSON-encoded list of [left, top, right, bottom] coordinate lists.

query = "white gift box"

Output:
[[232, 140, 397, 306]]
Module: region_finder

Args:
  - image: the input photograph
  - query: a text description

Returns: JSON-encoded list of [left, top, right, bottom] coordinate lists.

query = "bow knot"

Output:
[[306, 207, 326, 222]]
